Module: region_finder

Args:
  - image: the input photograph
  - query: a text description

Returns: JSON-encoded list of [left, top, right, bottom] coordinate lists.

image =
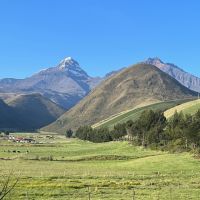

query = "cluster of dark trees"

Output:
[[123, 109, 200, 151], [126, 110, 166, 147], [75, 109, 200, 152], [164, 110, 200, 151], [76, 123, 127, 143]]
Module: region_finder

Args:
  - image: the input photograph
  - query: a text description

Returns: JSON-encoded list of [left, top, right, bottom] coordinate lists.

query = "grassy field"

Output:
[[1, 134, 200, 199], [164, 99, 200, 119], [92, 99, 193, 130]]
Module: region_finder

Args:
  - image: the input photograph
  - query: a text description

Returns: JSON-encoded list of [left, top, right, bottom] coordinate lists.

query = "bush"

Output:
[[66, 129, 73, 138]]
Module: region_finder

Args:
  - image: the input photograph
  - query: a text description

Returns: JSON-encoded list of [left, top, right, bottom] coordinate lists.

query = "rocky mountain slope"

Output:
[[0, 93, 65, 131], [0, 57, 102, 109], [43, 63, 196, 133], [145, 58, 200, 93]]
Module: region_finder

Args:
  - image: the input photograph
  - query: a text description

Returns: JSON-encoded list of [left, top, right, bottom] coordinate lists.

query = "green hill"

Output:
[[92, 99, 194, 129], [0, 93, 65, 131], [43, 63, 196, 133], [164, 99, 200, 119]]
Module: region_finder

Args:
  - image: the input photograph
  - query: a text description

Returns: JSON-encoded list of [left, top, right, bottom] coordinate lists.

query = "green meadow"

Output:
[[1, 135, 200, 199]]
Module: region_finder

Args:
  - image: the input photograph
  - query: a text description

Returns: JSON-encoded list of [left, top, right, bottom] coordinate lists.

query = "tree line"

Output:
[[68, 109, 200, 152], [75, 123, 127, 143]]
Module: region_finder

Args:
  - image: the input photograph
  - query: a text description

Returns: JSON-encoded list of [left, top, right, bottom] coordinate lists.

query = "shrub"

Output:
[[66, 129, 73, 138]]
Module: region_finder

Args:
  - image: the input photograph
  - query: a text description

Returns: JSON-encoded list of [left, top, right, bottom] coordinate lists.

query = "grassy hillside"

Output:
[[0, 135, 200, 199], [92, 99, 193, 129], [164, 99, 200, 119], [43, 63, 196, 133], [0, 93, 65, 131]]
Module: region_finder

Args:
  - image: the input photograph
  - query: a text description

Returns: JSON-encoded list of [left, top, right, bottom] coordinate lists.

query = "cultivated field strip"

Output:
[[164, 99, 200, 119]]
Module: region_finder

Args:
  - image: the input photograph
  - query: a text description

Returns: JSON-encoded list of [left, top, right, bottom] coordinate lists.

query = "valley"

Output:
[[1, 134, 200, 199], [0, 59, 200, 200], [1, 1, 200, 199]]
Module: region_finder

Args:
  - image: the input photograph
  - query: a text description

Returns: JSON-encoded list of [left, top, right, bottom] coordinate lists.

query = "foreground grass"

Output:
[[0, 135, 200, 199]]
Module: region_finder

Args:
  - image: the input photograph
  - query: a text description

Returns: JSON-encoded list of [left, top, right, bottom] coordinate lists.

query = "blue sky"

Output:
[[0, 0, 199, 78]]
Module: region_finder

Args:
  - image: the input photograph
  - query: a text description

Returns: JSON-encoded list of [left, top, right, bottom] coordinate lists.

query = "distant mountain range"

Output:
[[144, 58, 200, 93], [43, 63, 196, 133], [0, 56, 199, 132], [0, 57, 102, 109], [0, 93, 65, 131], [0, 57, 199, 111]]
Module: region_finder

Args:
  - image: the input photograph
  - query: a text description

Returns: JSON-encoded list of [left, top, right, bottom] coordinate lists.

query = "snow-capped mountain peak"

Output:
[[0, 56, 103, 109], [58, 57, 80, 70]]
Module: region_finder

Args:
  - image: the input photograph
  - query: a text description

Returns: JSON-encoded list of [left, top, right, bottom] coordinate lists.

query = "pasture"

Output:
[[0, 134, 200, 199]]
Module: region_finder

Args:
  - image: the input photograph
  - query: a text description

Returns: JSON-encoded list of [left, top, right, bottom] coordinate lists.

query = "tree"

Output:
[[125, 120, 134, 136], [66, 129, 73, 138], [4, 131, 9, 136], [76, 126, 93, 141], [110, 123, 127, 140], [0, 172, 19, 200], [186, 110, 200, 148], [163, 110, 200, 150], [76, 126, 112, 143], [127, 110, 166, 146], [125, 120, 142, 143], [92, 127, 112, 143], [166, 111, 186, 140]]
